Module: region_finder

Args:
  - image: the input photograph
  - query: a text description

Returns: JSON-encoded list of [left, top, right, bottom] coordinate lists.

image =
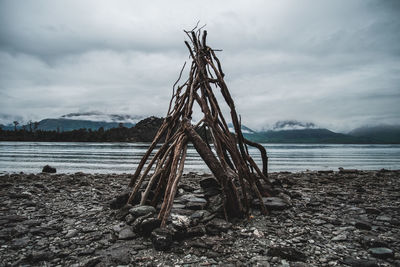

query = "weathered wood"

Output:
[[128, 29, 270, 225]]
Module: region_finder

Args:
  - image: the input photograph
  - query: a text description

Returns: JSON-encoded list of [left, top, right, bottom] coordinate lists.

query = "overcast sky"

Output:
[[0, 0, 399, 131]]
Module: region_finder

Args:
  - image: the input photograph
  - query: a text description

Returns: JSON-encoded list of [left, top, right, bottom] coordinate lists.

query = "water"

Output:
[[0, 141, 399, 174]]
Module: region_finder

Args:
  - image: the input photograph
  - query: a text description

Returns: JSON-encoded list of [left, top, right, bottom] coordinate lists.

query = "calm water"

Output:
[[0, 141, 399, 174]]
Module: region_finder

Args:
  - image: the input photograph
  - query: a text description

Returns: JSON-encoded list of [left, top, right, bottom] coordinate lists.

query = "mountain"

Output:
[[349, 125, 400, 144], [0, 112, 145, 132], [35, 118, 135, 131], [245, 120, 373, 143], [245, 128, 373, 144], [227, 123, 256, 134]]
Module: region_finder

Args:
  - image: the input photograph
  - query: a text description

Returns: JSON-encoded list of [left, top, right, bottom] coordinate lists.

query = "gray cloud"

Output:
[[0, 0, 399, 131]]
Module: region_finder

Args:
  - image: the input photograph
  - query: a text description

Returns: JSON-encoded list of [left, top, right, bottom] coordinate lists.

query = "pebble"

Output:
[[0, 170, 399, 266]]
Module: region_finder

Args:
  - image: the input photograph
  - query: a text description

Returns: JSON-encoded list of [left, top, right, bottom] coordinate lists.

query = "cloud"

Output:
[[0, 0, 399, 132]]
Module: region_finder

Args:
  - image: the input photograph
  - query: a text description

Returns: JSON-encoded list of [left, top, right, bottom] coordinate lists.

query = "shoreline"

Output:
[[1, 170, 399, 266]]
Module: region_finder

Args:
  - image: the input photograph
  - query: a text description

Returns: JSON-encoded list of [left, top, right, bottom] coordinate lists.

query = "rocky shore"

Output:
[[0, 170, 399, 266]]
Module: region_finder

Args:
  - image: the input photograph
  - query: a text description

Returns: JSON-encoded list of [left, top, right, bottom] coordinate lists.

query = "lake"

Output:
[[1, 141, 399, 174]]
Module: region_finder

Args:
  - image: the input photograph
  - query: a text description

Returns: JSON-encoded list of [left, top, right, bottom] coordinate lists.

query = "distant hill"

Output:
[[0, 116, 164, 142], [227, 123, 256, 134], [244, 128, 373, 144], [34, 118, 135, 131], [0, 112, 143, 132], [1, 114, 399, 144], [349, 125, 400, 144]]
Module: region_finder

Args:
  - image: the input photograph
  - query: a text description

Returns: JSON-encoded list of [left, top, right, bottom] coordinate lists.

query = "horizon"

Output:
[[1, 1, 400, 132], [2, 111, 400, 134]]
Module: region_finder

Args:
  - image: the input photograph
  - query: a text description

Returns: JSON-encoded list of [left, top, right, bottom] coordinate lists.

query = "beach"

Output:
[[0, 170, 399, 266]]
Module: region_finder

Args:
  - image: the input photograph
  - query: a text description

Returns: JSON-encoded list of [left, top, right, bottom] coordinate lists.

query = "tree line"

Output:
[[0, 117, 164, 142]]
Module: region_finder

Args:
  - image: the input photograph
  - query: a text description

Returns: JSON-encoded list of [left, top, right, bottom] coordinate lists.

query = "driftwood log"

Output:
[[128, 29, 271, 227]]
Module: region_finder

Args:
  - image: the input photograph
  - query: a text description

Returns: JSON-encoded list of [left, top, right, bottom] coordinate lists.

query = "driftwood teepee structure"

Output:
[[127, 29, 271, 227]]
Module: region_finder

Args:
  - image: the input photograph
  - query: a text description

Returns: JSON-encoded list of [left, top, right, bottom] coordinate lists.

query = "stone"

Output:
[[250, 255, 270, 266], [65, 229, 78, 238], [200, 177, 221, 197], [125, 214, 135, 225], [206, 218, 232, 235], [171, 214, 191, 230], [129, 205, 156, 218], [131, 213, 154, 232], [151, 228, 173, 251], [267, 247, 307, 262], [376, 215, 391, 222], [106, 243, 132, 265], [29, 251, 54, 263], [42, 165, 56, 173], [186, 225, 206, 238], [342, 257, 378, 267], [332, 234, 347, 241], [82, 256, 103, 267], [140, 218, 161, 236], [118, 227, 135, 240], [179, 194, 207, 210], [362, 236, 389, 249], [365, 208, 380, 215], [355, 220, 372, 230], [207, 194, 224, 214], [368, 247, 394, 259], [115, 204, 133, 221], [253, 197, 289, 211], [199, 177, 220, 189], [110, 191, 130, 210]]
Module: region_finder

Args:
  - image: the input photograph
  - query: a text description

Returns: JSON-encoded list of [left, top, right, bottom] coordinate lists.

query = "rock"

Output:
[[339, 167, 358, 173], [186, 225, 206, 238], [106, 243, 132, 265], [11, 237, 30, 249], [125, 214, 135, 225], [376, 215, 391, 222], [332, 234, 347, 241], [199, 177, 220, 189], [253, 229, 264, 238], [151, 228, 173, 251], [110, 191, 130, 210], [82, 256, 103, 267], [342, 257, 378, 267], [253, 197, 289, 211], [42, 165, 56, 173], [200, 177, 221, 197], [267, 247, 307, 262], [118, 227, 135, 240], [365, 208, 381, 215], [179, 194, 207, 210], [250, 255, 270, 266], [355, 220, 372, 230], [362, 236, 389, 249], [65, 229, 78, 238], [206, 218, 232, 235], [115, 204, 133, 221], [129, 205, 156, 218], [171, 214, 191, 230], [131, 213, 154, 232], [140, 218, 161, 236], [28, 251, 54, 263], [0, 215, 27, 223], [368, 247, 394, 259]]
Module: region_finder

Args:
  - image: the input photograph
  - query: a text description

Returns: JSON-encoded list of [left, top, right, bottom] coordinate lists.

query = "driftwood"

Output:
[[128, 29, 271, 227]]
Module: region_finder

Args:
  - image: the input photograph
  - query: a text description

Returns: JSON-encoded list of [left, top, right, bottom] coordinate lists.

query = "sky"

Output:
[[0, 0, 399, 132]]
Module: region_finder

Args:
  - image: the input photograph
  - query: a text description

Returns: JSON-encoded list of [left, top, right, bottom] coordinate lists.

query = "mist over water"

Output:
[[1, 142, 399, 174]]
